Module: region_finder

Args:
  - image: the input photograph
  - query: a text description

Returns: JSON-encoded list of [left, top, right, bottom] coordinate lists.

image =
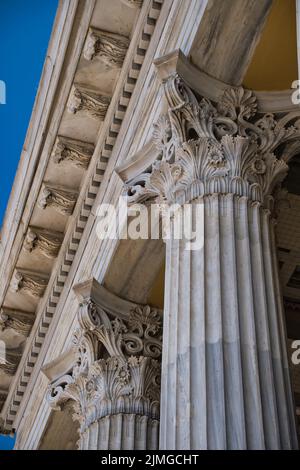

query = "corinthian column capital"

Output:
[[45, 280, 162, 449], [126, 73, 300, 207]]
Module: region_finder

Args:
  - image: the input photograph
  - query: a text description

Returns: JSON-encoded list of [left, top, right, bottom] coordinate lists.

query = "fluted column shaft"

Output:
[[160, 194, 298, 449], [79, 414, 159, 450]]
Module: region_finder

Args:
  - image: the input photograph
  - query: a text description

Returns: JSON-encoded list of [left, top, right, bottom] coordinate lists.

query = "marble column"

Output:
[[160, 195, 297, 449], [46, 281, 162, 450], [126, 75, 299, 449]]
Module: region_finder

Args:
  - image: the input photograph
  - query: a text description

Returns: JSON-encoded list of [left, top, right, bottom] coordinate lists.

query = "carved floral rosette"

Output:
[[126, 74, 300, 208], [46, 301, 162, 433]]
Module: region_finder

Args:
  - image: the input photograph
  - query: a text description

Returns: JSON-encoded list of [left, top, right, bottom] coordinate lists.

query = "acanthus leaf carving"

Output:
[[10, 270, 48, 298], [126, 75, 299, 206], [83, 28, 129, 66], [38, 184, 78, 216], [46, 298, 162, 431], [67, 84, 111, 120], [152, 114, 174, 161], [52, 136, 94, 169], [123, 305, 162, 358], [23, 227, 63, 259], [0, 309, 34, 336], [0, 347, 22, 376]]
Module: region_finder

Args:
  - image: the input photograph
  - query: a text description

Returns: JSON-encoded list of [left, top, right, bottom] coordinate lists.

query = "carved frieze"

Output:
[[38, 184, 78, 216], [52, 136, 95, 169], [10, 270, 48, 298], [83, 28, 129, 66], [67, 85, 111, 120], [46, 297, 162, 431], [126, 75, 300, 206], [24, 227, 63, 259]]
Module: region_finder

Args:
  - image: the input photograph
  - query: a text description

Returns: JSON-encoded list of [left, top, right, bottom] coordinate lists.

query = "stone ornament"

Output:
[[67, 85, 111, 120], [83, 28, 129, 66], [52, 136, 95, 169], [38, 185, 78, 216], [127, 75, 300, 206], [0, 347, 22, 376], [10, 270, 48, 298], [0, 309, 33, 336], [24, 228, 63, 259], [46, 299, 162, 433]]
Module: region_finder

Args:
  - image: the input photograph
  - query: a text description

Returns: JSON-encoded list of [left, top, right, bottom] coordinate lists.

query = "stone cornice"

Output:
[[0, 0, 98, 430], [0, 0, 82, 273], [0, 0, 164, 434]]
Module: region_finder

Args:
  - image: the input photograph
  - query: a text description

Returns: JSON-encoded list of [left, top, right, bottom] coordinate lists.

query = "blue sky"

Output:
[[0, 0, 58, 226], [0, 0, 58, 450]]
